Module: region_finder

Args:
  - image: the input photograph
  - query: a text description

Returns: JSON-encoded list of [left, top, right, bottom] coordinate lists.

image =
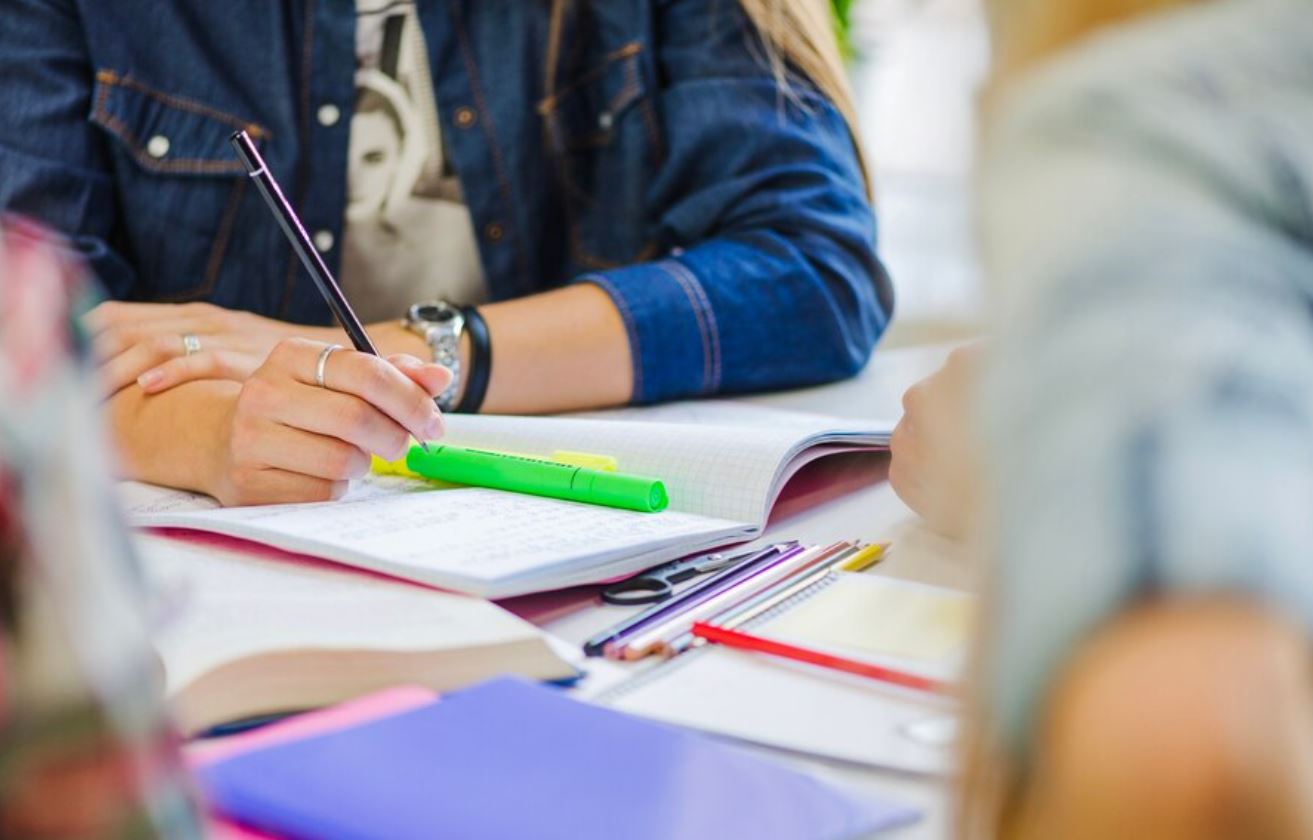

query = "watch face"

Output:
[[414, 303, 458, 324]]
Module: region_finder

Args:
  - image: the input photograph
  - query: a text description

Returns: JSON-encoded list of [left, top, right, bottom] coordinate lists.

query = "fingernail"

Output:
[[424, 413, 445, 440], [137, 369, 163, 390]]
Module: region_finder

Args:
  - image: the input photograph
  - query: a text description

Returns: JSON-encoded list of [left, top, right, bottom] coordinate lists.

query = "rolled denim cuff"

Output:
[[576, 258, 720, 404]]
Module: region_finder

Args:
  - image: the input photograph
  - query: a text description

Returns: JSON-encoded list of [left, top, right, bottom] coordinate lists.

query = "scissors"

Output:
[[600, 549, 758, 606]]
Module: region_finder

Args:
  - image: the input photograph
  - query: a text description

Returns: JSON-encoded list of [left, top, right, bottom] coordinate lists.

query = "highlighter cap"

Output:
[[581, 471, 668, 513]]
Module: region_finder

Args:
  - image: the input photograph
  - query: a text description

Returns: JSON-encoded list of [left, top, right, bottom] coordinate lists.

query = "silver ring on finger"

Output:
[[315, 344, 342, 389], [181, 333, 202, 357]]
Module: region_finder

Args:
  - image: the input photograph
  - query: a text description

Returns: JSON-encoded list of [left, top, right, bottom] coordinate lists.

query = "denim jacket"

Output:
[[0, 0, 892, 403]]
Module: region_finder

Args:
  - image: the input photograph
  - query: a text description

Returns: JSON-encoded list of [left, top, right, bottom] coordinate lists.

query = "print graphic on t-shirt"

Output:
[[343, 0, 485, 323]]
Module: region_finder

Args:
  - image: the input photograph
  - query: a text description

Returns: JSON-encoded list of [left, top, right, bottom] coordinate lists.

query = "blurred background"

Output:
[[845, 0, 987, 347]]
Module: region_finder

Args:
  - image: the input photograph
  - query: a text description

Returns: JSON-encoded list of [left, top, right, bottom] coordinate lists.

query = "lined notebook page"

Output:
[[124, 405, 891, 597], [131, 476, 749, 597], [442, 405, 890, 524]]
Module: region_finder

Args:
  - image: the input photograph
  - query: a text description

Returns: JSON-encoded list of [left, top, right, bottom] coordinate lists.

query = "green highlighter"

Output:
[[405, 445, 669, 513]]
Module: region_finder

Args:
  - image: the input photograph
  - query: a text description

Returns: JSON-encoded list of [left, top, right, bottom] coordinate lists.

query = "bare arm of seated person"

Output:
[[888, 345, 984, 539], [108, 339, 450, 506], [87, 283, 632, 415]]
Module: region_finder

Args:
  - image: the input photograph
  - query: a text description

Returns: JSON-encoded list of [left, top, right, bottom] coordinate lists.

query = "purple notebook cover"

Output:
[[200, 677, 919, 840]]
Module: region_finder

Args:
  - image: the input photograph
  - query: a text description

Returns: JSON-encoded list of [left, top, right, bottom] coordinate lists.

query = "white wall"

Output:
[[849, 0, 989, 345]]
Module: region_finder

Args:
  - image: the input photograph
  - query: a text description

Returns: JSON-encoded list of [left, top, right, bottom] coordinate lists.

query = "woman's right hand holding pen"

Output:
[[210, 338, 450, 505], [110, 338, 450, 506]]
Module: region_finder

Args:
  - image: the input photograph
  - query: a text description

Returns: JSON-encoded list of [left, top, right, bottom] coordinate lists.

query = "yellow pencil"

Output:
[[838, 543, 886, 573]]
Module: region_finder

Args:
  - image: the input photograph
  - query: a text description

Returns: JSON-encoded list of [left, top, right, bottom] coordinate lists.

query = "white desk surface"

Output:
[[545, 342, 968, 840], [168, 342, 964, 838]]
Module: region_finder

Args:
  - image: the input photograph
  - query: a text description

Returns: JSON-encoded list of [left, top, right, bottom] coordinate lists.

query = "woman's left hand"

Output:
[[85, 301, 342, 396]]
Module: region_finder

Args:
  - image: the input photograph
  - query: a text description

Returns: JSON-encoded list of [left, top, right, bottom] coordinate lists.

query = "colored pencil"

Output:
[[715, 543, 882, 632], [626, 542, 854, 660], [838, 543, 887, 572], [584, 542, 800, 657], [690, 621, 952, 695], [662, 542, 865, 657]]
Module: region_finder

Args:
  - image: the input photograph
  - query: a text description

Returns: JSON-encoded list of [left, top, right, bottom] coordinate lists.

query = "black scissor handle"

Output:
[[600, 576, 673, 606]]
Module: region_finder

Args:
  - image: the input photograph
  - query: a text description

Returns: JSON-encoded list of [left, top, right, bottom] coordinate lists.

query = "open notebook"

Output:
[[125, 402, 892, 599]]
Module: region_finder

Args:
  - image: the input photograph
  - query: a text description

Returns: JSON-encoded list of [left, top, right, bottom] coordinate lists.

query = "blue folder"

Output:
[[201, 677, 919, 840]]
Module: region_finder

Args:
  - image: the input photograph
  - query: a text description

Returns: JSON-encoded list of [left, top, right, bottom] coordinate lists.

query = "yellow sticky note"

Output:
[[766, 575, 972, 662]]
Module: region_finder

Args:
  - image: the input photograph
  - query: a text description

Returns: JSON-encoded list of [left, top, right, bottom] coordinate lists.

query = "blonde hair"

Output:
[[546, 0, 869, 196], [737, 0, 871, 195]]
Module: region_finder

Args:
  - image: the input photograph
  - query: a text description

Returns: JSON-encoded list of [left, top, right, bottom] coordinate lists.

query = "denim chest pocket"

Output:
[[538, 42, 663, 270], [90, 70, 265, 302]]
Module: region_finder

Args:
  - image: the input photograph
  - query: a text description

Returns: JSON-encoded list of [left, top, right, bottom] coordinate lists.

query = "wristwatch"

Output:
[[405, 301, 464, 411]]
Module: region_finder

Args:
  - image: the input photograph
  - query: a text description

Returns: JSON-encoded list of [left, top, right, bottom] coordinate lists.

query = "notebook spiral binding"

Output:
[[592, 571, 844, 706], [737, 570, 843, 634]]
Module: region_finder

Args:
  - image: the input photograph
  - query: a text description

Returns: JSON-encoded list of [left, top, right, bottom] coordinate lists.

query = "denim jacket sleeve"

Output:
[[0, 0, 137, 299], [577, 0, 892, 403]]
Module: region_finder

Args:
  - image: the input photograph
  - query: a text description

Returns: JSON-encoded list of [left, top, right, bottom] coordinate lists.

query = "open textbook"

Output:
[[138, 535, 576, 735], [125, 403, 893, 599]]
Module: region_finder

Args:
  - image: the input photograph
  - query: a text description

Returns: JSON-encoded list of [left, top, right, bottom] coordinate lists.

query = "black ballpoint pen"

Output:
[[230, 130, 432, 449]]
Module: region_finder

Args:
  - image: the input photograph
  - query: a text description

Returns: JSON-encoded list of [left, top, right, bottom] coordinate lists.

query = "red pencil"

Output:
[[690, 621, 952, 695]]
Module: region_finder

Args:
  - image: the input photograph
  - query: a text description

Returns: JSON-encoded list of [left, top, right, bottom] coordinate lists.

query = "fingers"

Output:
[[94, 320, 212, 363], [258, 380, 412, 460], [209, 339, 449, 506], [99, 332, 196, 395], [85, 300, 218, 337], [231, 416, 373, 482], [390, 353, 453, 400], [136, 349, 258, 393], [901, 376, 927, 417], [887, 417, 927, 516], [266, 339, 446, 444], [214, 465, 348, 507]]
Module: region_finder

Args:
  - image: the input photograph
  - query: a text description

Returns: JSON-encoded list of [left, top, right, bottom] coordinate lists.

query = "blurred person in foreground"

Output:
[[889, 0, 1313, 837], [0, 217, 201, 837]]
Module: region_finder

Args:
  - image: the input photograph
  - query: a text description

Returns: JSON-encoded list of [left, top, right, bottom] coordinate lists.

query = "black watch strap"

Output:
[[455, 305, 491, 414]]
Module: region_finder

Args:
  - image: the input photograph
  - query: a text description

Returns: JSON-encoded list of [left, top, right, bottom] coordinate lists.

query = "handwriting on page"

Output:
[[197, 482, 741, 584], [119, 482, 220, 516]]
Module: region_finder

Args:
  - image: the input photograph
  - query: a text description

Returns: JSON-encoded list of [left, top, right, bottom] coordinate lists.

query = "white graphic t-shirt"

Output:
[[341, 0, 486, 323]]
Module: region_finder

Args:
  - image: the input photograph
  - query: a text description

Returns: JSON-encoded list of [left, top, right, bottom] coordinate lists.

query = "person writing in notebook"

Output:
[[0, 0, 890, 506], [888, 0, 1313, 836]]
